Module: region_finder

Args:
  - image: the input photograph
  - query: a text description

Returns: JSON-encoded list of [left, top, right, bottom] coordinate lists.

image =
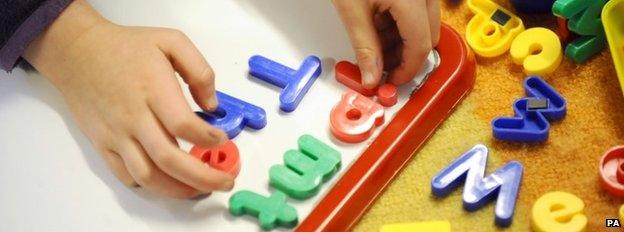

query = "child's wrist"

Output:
[[23, 0, 108, 85]]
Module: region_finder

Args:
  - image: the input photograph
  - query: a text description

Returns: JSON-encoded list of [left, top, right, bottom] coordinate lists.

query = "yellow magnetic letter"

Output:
[[602, 0, 624, 97], [531, 191, 587, 232], [619, 204, 624, 222], [510, 28, 563, 76], [466, 0, 525, 57], [380, 221, 451, 232]]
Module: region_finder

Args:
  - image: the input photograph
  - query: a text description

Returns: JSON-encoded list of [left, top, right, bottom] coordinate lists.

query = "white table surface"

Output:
[[0, 1, 436, 231]]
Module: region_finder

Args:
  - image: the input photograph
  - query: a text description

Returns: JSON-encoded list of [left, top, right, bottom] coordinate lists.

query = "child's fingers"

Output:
[[333, 0, 383, 89], [101, 150, 137, 187], [427, 0, 441, 46], [189, 71, 217, 113], [157, 29, 218, 111], [388, 0, 433, 85], [117, 138, 201, 198], [134, 115, 235, 193], [147, 71, 227, 149]]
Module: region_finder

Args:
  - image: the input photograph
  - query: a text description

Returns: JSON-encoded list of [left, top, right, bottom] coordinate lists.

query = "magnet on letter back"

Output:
[[466, 0, 525, 57], [248, 55, 322, 112], [330, 91, 385, 143], [190, 140, 241, 177]]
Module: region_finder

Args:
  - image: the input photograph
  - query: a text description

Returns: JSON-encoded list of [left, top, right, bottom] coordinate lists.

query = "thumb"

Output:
[[333, 0, 383, 89]]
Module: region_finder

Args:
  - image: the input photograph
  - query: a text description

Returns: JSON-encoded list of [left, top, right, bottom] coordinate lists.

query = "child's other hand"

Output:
[[333, 0, 440, 89], [24, 0, 232, 198]]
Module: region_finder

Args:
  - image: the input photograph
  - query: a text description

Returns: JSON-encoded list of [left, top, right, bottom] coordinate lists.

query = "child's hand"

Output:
[[333, 0, 440, 88], [23, 0, 233, 198]]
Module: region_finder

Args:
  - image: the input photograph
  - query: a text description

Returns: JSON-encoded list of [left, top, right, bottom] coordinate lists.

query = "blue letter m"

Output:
[[431, 144, 523, 227]]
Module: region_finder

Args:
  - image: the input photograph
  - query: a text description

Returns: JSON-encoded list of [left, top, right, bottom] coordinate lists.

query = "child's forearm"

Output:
[[24, 0, 107, 86], [0, 0, 74, 71]]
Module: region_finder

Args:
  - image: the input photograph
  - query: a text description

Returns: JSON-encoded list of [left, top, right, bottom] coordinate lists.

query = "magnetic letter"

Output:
[[330, 91, 385, 143], [269, 135, 341, 199], [465, 0, 525, 57], [334, 61, 377, 96], [229, 190, 298, 230], [189, 140, 241, 177], [553, 0, 608, 63], [492, 77, 566, 142], [510, 28, 563, 75], [431, 144, 523, 227], [248, 55, 322, 112], [531, 191, 587, 232], [196, 91, 267, 139]]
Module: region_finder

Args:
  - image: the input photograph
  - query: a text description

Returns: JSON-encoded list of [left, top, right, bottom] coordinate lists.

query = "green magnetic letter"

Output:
[[269, 134, 341, 199], [229, 190, 298, 230]]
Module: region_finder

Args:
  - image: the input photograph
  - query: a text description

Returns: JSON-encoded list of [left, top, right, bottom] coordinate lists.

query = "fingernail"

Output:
[[207, 97, 218, 110], [362, 71, 375, 87], [360, 56, 379, 88], [221, 179, 234, 191], [207, 129, 227, 147], [216, 130, 228, 145]]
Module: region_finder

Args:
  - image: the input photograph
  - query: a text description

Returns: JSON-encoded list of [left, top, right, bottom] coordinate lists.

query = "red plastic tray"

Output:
[[296, 23, 477, 231]]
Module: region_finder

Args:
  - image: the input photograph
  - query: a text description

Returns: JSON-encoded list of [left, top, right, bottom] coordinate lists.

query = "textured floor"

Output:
[[354, 1, 624, 231]]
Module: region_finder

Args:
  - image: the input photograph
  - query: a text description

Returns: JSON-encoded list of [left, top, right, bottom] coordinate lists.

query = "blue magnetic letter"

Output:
[[492, 76, 566, 142], [196, 91, 267, 139], [523, 76, 566, 119], [431, 144, 523, 227], [248, 55, 322, 112]]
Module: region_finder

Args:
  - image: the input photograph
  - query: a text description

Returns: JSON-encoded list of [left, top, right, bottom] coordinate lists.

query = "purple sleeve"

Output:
[[0, 0, 74, 72]]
